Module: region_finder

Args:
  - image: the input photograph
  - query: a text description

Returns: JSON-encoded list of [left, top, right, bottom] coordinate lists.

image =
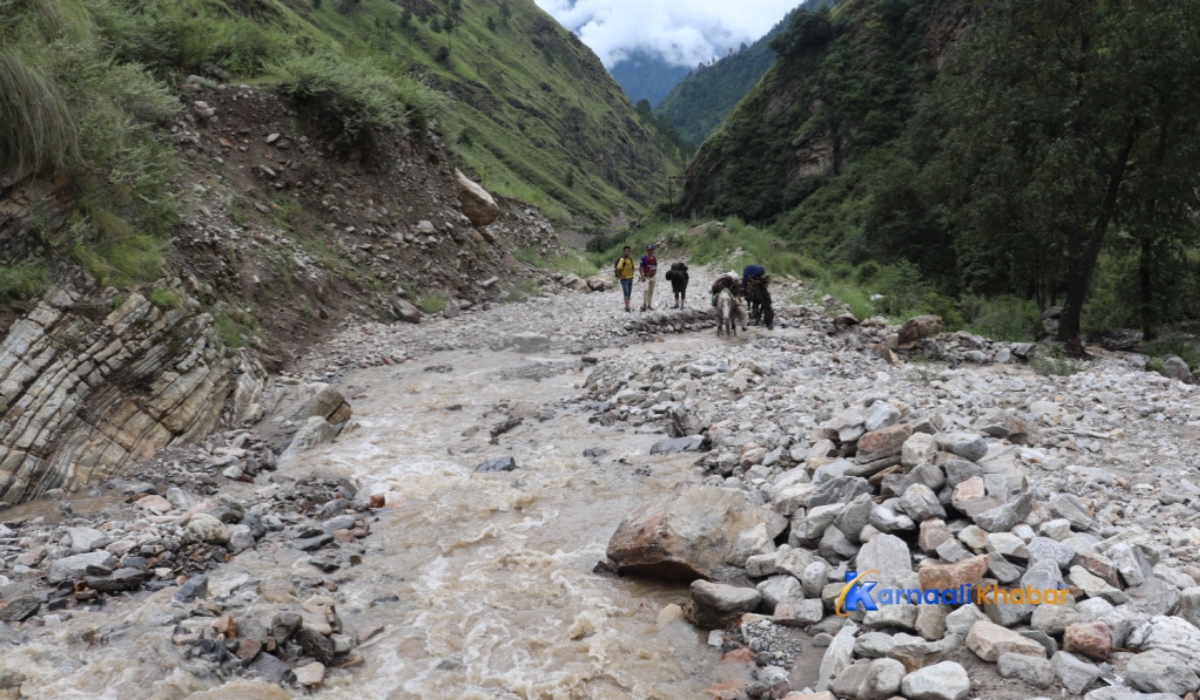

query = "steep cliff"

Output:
[[680, 0, 967, 223]]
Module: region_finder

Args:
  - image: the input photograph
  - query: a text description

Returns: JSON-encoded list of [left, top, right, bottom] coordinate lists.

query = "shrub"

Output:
[[416, 293, 447, 314], [0, 260, 49, 301], [965, 295, 1041, 342], [147, 286, 183, 310], [273, 53, 445, 147], [0, 49, 79, 173], [1140, 337, 1200, 370]]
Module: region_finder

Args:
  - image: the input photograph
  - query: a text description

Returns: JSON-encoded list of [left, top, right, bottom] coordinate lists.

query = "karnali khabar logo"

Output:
[[836, 570, 880, 617], [836, 569, 1072, 617]]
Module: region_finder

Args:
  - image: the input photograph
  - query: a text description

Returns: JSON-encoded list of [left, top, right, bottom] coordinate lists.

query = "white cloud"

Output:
[[534, 0, 798, 68]]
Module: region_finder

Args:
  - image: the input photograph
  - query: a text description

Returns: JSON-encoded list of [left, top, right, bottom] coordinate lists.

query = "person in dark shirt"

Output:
[[639, 244, 658, 311]]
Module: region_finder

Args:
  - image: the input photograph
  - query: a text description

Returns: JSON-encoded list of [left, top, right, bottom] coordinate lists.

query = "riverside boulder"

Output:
[[606, 482, 787, 581]]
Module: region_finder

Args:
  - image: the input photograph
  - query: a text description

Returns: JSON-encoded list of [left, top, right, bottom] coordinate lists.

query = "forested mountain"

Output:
[[683, 0, 1200, 345], [609, 49, 693, 106], [656, 0, 834, 146]]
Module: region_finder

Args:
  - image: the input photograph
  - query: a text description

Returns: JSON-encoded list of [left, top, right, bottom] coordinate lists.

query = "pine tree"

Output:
[[486, 15, 496, 32]]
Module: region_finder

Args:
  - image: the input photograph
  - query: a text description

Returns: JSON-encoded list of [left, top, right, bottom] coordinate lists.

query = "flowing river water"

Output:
[[1, 333, 750, 699]]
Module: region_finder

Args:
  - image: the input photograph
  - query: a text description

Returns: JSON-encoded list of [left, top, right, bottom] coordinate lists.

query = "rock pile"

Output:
[[588, 317, 1200, 699]]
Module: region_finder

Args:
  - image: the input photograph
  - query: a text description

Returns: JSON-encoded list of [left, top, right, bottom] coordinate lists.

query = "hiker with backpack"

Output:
[[639, 244, 658, 311], [613, 246, 635, 312], [665, 262, 689, 309]]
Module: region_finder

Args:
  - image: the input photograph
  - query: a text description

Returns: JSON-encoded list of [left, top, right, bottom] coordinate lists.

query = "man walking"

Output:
[[639, 244, 658, 311], [614, 246, 635, 312]]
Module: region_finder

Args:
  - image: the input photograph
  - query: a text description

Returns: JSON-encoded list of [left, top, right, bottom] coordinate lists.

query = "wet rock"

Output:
[[0, 596, 41, 622], [475, 456, 517, 473], [270, 611, 302, 644], [899, 660, 971, 700], [691, 580, 761, 613], [175, 574, 209, 602], [293, 661, 326, 689], [281, 416, 339, 460], [650, 437, 704, 455], [503, 332, 551, 353], [606, 482, 786, 581], [295, 533, 334, 551], [294, 626, 336, 665]]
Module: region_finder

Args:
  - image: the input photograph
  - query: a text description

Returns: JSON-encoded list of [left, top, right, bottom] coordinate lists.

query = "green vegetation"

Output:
[[683, 0, 1200, 348], [0, 261, 49, 302], [146, 286, 183, 310], [213, 308, 260, 349], [1140, 337, 1200, 372], [416, 293, 447, 314], [516, 247, 598, 278], [656, 0, 833, 147], [273, 52, 444, 148]]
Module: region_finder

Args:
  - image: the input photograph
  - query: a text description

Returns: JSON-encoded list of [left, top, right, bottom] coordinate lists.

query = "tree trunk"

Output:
[[1056, 120, 1140, 350], [1140, 237, 1155, 341]]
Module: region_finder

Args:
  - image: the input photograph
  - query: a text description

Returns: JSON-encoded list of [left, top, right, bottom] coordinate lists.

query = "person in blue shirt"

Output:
[[743, 264, 765, 297]]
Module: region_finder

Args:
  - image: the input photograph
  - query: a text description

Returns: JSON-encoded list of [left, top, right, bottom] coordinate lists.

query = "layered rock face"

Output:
[[0, 289, 263, 506]]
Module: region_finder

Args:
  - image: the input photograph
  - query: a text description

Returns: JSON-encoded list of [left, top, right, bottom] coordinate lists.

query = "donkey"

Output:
[[746, 275, 775, 330], [716, 288, 747, 337]]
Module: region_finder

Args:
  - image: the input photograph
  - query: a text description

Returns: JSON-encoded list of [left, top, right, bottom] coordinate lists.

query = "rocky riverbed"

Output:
[[0, 273, 1199, 700]]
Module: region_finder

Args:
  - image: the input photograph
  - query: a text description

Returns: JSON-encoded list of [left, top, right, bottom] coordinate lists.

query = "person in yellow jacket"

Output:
[[613, 246, 635, 312]]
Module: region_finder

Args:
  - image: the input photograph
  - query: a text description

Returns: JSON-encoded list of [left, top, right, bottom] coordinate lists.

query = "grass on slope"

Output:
[[212, 0, 686, 223]]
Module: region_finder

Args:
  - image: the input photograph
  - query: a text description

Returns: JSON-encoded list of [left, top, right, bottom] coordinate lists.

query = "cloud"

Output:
[[534, 0, 798, 68]]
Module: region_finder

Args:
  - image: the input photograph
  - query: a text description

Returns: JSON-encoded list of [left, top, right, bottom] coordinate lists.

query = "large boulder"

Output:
[[606, 482, 787, 581], [390, 296, 422, 324], [454, 170, 500, 227], [898, 315, 942, 346]]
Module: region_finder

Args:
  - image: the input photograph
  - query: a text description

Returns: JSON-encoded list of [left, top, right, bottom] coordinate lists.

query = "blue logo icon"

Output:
[[837, 570, 879, 616]]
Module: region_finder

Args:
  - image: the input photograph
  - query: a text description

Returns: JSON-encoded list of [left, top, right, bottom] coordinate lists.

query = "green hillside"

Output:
[[68, 0, 684, 223], [682, 0, 1200, 348], [655, 0, 832, 147]]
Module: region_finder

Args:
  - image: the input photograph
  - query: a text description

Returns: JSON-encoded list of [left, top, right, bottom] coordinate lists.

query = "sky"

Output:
[[533, 0, 798, 68]]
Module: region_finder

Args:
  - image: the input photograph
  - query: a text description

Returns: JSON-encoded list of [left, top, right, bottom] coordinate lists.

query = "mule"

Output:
[[716, 289, 747, 337], [746, 276, 775, 330]]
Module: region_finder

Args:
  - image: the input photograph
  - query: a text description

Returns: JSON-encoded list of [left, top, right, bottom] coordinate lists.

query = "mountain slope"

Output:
[[656, 0, 833, 147], [609, 49, 693, 106], [123, 0, 684, 223], [680, 0, 961, 225]]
